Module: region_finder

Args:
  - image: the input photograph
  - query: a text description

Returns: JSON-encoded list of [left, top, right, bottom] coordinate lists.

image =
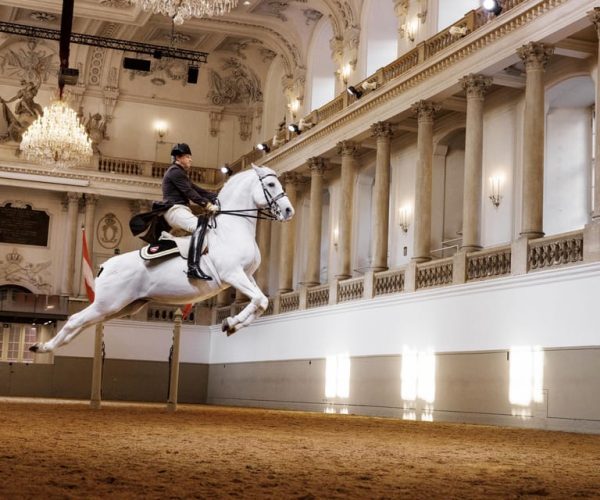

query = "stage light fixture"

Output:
[[123, 57, 151, 72], [346, 85, 363, 99], [256, 142, 270, 153], [482, 0, 502, 15], [288, 123, 301, 134], [187, 65, 199, 84], [220, 164, 233, 176]]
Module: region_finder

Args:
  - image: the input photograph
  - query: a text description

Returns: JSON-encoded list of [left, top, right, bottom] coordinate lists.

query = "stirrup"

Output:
[[187, 265, 212, 281]]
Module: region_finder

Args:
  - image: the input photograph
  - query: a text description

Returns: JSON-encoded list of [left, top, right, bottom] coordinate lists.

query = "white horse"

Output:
[[30, 164, 294, 353]]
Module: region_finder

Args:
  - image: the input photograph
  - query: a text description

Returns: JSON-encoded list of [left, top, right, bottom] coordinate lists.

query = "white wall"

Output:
[[390, 140, 417, 267], [55, 319, 211, 364], [208, 262, 600, 364]]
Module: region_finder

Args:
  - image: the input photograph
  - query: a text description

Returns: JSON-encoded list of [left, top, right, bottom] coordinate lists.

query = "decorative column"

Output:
[[79, 194, 99, 296], [305, 157, 327, 286], [460, 74, 492, 253], [411, 100, 440, 262], [589, 9, 600, 222], [370, 122, 394, 271], [61, 192, 81, 296], [336, 141, 359, 279], [255, 218, 272, 293], [517, 42, 554, 239], [278, 173, 302, 293]]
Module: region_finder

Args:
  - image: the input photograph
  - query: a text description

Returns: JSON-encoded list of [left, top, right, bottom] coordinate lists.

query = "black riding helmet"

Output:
[[171, 143, 192, 157]]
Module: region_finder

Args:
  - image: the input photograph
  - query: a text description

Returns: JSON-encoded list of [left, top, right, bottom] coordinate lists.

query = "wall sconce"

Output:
[[398, 206, 411, 232], [489, 175, 503, 207], [405, 19, 418, 42], [154, 120, 167, 142], [220, 164, 233, 176], [288, 123, 301, 135], [341, 63, 352, 84], [288, 98, 300, 114], [333, 227, 339, 249]]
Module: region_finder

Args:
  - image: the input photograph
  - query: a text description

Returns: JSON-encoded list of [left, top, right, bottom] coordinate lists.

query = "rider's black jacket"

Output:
[[162, 162, 216, 207]]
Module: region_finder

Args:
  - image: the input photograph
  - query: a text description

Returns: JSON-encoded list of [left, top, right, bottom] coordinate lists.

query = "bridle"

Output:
[[213, 169, 289, 222], [257, 172, 288, 220]]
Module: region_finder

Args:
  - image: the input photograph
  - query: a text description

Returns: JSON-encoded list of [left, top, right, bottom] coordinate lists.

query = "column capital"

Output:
[[516, 42, 554, 71], [411, 100, 441, 122], [370, 121, 394, 139], [129, 199, 151, 215], [307, 156, 326, 175], [280, 171, 307, 186], [336, 140, 359, 157], [588, 8, 600, 36], [84, 194, 99, 206], [62, 192, 81, 211], [460, 74, 492, 99]]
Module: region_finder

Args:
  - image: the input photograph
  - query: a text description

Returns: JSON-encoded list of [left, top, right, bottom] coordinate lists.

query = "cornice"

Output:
[[261, 0, 576, 172], [0, 163, 162, 199]]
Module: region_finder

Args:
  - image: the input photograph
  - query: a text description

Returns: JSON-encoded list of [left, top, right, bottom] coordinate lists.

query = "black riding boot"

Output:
[[187, 220, 212, 280]]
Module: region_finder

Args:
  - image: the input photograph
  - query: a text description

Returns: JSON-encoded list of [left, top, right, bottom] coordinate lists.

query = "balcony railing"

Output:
[[209, 229, 595, 325], [467, 245, 512, 281], [96, 156, 221, 186], [529, 230, 584, 271]]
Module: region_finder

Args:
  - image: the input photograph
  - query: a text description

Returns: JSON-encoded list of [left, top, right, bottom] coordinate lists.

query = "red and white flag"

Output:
[[82, 227, 95, 303], [182, 303, 193, 320]]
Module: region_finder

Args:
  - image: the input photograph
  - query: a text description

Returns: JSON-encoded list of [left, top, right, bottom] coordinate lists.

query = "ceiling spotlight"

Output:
[[256, 142, 271, 153], [346, 85, 363, 99], [482, 0, 502, 15], [220, 164, 233, 176], [288, 123, 301, 134]]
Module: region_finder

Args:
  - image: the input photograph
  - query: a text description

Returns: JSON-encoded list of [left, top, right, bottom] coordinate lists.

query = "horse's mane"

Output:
[[218, 164, 276, 199]]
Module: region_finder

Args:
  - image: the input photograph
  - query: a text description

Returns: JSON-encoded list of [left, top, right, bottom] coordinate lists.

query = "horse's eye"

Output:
[[268, 182, 275, 188]]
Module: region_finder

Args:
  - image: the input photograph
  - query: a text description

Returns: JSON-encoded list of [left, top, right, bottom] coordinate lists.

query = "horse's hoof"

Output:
[[221, 318, 236, 336], [29, 344, 39, 353]]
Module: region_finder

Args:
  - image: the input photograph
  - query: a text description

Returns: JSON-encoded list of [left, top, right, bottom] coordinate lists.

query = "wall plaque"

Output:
[[0, 203, 50, 247]]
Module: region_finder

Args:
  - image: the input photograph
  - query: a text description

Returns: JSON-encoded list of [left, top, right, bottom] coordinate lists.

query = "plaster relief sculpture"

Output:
[[0, 249, 52, 294], [207, 57, 263, 106], [97, 213, 123, 249], [84, 113, 110, 154], [0, 40, 57, 83], [0, 80, 43, 143]]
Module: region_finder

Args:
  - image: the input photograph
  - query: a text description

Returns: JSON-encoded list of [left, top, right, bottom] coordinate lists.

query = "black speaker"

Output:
[[123, 57, 151, 72], [187, 66, 199, 84]]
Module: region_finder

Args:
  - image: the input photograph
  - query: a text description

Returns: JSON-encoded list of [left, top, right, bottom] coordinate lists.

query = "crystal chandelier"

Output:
[[20, 100, 93, 169], [135, 0, 238, 24]]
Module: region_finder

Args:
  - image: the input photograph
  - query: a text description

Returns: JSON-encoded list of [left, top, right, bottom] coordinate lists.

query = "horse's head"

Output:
[[251, 164, 295, 221]]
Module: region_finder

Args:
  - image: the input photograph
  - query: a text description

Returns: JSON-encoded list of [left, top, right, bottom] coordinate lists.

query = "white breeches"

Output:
[[164, 205, 198, 234]]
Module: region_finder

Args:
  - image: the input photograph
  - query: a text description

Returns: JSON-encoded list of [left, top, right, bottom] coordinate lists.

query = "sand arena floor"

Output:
[[1, 399, 600, 499]]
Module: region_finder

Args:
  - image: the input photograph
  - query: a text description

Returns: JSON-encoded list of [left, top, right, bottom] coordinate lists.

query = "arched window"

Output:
[[362, 0, 398, 77], [307, 18, 336, 111], [544, 76, 594, 235], [437, 0, 480, 31], [261, 55, 288, 141]]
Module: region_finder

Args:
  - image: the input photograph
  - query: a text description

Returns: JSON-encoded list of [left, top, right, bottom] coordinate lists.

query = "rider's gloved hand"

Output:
[[206, 202, 218, 213]]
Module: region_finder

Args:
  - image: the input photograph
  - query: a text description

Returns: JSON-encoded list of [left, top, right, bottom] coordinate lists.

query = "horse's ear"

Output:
[[251, 163, 261, 173]]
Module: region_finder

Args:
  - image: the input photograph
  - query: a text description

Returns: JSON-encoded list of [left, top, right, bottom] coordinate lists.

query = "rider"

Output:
[[162, 143, 218, 280]]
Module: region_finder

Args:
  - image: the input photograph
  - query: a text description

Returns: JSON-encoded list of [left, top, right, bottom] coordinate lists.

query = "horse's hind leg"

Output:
[[30, 302, 109, 353]]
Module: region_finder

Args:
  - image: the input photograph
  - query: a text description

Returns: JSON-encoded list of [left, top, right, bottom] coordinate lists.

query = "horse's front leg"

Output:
[[221, 271, 268, 335]]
